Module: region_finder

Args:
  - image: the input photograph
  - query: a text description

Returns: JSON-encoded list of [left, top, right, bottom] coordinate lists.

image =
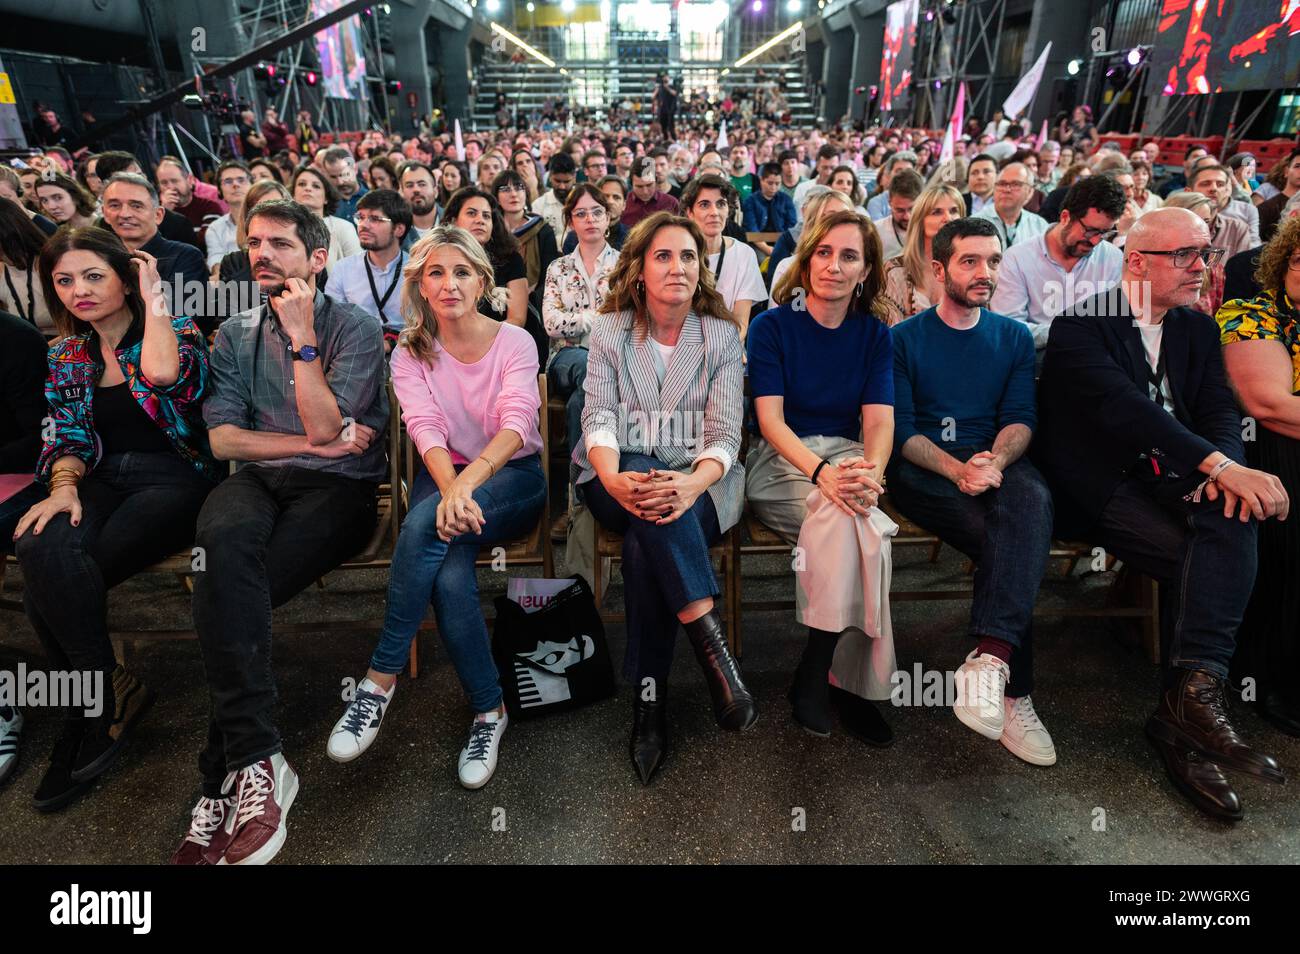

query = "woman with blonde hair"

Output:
[[748, 209, 898, 743], [576, 211, 755, 784], [881, 185, 965, 324], [327, 225, 545, 790]]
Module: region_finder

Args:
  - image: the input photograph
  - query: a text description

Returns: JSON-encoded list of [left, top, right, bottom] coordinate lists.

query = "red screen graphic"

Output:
[[1153, 0, 1300, 95], [880, 0, 919, 113]]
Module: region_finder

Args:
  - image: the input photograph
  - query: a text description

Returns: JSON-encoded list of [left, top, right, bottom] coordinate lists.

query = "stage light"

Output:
[[486, 0, 500, 10], [1067, 59, 1081, 76], [786, 0, 802, 11], [933, 79, 941, 89], [526, 1, 535, 9], [266, 64, 276, 78], [751, 0, 763, 11], [925, 9, 934, 20], [1127, 48, 1141, 67], [561, 0, 576, 10], [385, 79, 402, 94], [305, 71, 318, 86]]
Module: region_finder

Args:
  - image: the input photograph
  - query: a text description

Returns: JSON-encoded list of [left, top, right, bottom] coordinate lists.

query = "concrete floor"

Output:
[[1, 545, 1298, 865]]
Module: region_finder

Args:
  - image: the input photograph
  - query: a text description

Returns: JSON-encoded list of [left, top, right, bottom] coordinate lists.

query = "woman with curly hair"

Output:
[[1217, 214, 1300, 736]]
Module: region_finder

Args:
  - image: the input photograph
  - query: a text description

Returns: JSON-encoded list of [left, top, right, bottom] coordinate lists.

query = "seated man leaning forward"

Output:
[[887, 216, 1057, 767], [172, 199, 389, 866]]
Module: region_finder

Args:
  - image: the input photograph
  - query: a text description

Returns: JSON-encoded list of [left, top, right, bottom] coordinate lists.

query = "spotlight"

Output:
[[385, 79, 402, 94], [1067, 59, 1081, 76], [561, 0, 575, 10], [1127, 47, 1142, 67], [305, 70, 318, 86], [486, 0, 500, 11], [526, 1, 535, 9], [786, 0, 802, 10], [751, 0, 763, 10], [266, 64, 276, 78], [925, 9, 934, 20]]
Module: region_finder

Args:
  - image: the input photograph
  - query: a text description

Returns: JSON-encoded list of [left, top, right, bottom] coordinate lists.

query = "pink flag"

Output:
[[1035, 118, 1049, 151], [454, 119, 465, 161], [938, 82, 966, 165]]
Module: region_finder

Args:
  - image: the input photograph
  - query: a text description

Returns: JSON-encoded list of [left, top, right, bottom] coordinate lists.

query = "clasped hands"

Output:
[[817, 456, 884, 518], [952, 451, 1004, 496], [605, 468, 707, 525]]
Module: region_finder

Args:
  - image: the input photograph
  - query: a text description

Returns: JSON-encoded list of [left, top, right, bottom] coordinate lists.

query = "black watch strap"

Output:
[[811, 459, 831, 484]]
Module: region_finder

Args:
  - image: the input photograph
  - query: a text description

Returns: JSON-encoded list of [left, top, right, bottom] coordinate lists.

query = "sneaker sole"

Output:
[[326, 733, 375, 764], [221, 772, 299, 866], [69, 688, 157, 783], [458, 762, 497, 790], [1000, 733, 1057, 766], [953, 703, 1003, 741], [0, 754, 18, 787], [33, 778, 95, 813]]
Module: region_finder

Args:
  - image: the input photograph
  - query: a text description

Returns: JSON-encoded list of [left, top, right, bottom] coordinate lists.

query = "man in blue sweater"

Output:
[[888, 217, 1056, 767]]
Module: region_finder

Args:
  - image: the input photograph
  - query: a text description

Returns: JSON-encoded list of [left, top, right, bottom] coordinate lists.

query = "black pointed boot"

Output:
[[629, 689, 668, 786], [682, 610, 758, 731]]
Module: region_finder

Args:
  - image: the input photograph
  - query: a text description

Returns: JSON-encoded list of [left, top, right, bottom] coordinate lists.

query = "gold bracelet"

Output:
[[478, 455, 497, 477]]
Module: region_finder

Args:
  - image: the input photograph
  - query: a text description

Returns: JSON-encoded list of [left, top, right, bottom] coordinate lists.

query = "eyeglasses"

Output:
[[496, 183, 526, 194], [571, 207, 607, 222], [1287, 254, 1300, 272], [1135, 246, 1227, 268], [354, 214, 392, 226], [1076, 223, 1119, 242], [994, 180, 1031, 190], [220, 176, 250, 187]]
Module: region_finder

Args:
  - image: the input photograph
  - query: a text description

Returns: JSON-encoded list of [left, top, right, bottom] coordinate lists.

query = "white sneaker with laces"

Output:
[[953, 650, 1010, 740], [458, 710, 508, 790], [0, 707, 21, 785], [1000, 695, 1057, 766], [327, 678, 394, 763]]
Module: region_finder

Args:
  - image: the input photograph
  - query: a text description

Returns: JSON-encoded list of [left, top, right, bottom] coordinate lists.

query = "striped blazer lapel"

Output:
[[659, 311, 705, 418]]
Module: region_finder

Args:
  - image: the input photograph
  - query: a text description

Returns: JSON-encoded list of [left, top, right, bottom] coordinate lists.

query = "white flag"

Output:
[[1002, 41, 1052, 122], [454, 119, 465, 161], [717, 118, 729, 150], [938, 82, 965, 165]]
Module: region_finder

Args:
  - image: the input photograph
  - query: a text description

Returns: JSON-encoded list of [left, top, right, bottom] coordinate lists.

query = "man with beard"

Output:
[[325, 189, 412, 349], [1036, 208, 1288, 820], [174, 199, 387, 865], [531, 152, 577, 237], [621, 157, 678, 229], [398, 161, 439, 240], [321, 146, 368, 224], [888, 216, 1057, 768]]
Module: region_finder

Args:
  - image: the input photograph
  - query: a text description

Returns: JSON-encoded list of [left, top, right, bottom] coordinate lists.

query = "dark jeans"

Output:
[[581, 453, 721, 685], [547, 346, 588, 456], [1, 481, 45, 555], [369, 457, 546, 711], [1091, 475, 1257, 679], [887, 447, 1054, 697], [191, 464, 377, 795], [15, 452, 214, 676]]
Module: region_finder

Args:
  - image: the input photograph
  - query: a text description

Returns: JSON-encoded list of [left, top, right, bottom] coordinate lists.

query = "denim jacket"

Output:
[[37, 316, 218, 484]]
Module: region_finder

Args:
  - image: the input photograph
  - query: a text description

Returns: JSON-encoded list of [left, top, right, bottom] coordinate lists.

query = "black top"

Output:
[[481, 251, 527, 324], [1035, 292, 1243, 536], [0, 310, 48, 474], [1223, 245, 1263, 305], [93, 382, 173, 456]]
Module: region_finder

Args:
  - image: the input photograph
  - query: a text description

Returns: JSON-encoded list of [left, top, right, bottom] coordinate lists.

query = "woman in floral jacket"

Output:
[[13, 226, 217, 812]]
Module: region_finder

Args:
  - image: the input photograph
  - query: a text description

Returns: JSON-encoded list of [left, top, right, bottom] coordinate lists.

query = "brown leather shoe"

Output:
[[550, 512, 570, 543], [1148, 669, 1285, 784], [1145, 727, 1244, 821]]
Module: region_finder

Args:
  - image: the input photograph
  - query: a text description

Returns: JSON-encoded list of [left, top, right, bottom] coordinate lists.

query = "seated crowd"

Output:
[[0, 119, 1298, 863]]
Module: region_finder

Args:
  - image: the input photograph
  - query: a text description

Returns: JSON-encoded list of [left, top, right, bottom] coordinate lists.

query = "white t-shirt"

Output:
[[873, 215, 906, 261], [1134, 316, 1174, 413], [706, 237, 768, 312]]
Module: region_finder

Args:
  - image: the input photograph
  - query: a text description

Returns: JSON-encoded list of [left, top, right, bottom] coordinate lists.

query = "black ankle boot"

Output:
[[682, 611, 757, 731], [787, 629, 839, 736], [629, 690, 668, 785]]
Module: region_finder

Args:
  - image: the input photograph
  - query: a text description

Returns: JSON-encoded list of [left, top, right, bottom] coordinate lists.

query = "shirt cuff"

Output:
[[694, 447, 732, 477], [585, 429, 619, 455]]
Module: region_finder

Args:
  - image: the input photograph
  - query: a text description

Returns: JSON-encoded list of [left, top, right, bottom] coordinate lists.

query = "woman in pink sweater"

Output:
[[327, 225, 544, 790]]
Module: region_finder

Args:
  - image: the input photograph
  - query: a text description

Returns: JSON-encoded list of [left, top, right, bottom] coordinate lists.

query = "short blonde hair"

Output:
[[398, 224, 507, 362]]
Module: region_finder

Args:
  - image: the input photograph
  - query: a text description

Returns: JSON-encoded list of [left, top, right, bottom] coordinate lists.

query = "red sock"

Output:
[[976, 636, 1014, 665]]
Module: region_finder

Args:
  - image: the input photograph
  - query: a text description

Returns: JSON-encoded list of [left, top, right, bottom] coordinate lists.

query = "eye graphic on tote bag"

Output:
[[514, 635, 597, 708]]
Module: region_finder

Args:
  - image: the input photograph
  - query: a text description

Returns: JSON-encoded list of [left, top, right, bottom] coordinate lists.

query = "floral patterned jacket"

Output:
[[540, 242, 620, 362], [37, 317, 218, 484]]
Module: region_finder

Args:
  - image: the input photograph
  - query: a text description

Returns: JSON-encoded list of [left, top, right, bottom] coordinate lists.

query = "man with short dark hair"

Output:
[[777, 148, 804, 199], [649, 148, 679, 200], [397, 161, 438, 238], [742, 161, 797, 252], [205, 160, 252, 270], [532, 153, 577, 236], [1036, 207, 1289, 821], [261, 107, 290, 155], [173, 199, 389, 865], [100, 173, 208, 320], [991, 175, 1127, 349], [325, 189, 412, 346], [321, 145, 367, 223], [1157, 144, 1209, 198], [581, 149, 608, 183], [962, 153, 998, 216], [622, 156, 678, 228], [866, 150, 918, 220], [889, 216, 1055, 767], [614, 142, 636, 183], [873, 168, 923, 260], [793, 144, 841, 212]]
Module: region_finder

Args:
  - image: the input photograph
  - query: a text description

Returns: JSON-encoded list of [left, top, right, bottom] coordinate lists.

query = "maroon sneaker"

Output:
[[170, 795, 236, 865], [219, 754, 299, 866]]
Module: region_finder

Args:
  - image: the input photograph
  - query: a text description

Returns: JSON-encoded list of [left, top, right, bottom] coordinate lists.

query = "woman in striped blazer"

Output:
[[574, 211, 756, 785]]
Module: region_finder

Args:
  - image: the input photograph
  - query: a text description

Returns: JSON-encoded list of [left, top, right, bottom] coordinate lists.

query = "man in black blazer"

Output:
[[1037, 208, 1290, 822]]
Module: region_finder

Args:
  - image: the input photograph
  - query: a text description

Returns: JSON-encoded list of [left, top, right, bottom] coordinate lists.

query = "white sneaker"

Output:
[[953, 650, 1010, 740], [327, 678, 394, 763], [1000, 695, 1057, 766], [0, 707, 21, 785], [457, 710, 508, 790]]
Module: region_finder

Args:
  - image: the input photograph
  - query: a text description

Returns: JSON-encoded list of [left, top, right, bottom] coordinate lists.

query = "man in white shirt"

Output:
[[324, 189, 411, 347], [975, 162, 1049, 249], [962, 154, 998, 217], [205, 160, 251, 271], [865, 150, 919, 221], [1189, 160, 1260, 249], [984, 124, 1023, 164], [532, 153, 576, 237], [990, 175, 1128, 349], [683, 174, 768, 336], [873, 168, 923, 261]]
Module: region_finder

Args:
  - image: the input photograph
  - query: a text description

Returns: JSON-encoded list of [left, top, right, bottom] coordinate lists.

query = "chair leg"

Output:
[[928, 539, 942, 563], [1141, 577, 1160, 665], [408, 633, 420, 680]]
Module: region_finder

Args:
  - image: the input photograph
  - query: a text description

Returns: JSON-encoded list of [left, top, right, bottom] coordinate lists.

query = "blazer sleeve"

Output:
[[1044, 313, 1217, 473], [695, 324, 744, 473], [580, 319, 622, 451]]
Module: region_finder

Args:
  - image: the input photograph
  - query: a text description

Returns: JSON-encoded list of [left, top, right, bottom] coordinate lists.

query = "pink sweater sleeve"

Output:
[[495, 329, 542, 447], [390, 344, 449, 458]]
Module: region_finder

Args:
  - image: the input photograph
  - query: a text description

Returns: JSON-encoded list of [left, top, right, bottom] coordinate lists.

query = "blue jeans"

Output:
[[887, 447, 1054, 697], [581, 453, 721, 684], [547, 346, 588, 455], [0, 481, 45, 555], [370, 455, 546, 712], [1091, 475, 1257, 678]]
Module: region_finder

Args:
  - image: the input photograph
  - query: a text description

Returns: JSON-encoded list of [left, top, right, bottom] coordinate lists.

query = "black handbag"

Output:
[[491, 576, 616, 719]]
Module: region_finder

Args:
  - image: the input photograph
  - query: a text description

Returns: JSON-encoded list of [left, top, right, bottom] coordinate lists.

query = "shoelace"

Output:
[[230, 762, 276, 828], [341, 690, 386, 738], [1190, 682, 1232, 729], [184, 797, 230, 847], [1009, 697, 1045, 732], [970, 657, 1007, 704], [464, 720, 499, 763]]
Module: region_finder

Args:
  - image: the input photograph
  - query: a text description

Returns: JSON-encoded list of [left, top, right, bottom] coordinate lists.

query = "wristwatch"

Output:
[[290, 345, 319, 362]]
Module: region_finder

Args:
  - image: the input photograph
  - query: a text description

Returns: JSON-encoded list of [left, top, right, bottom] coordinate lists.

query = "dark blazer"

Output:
[[1223, 245, 1263, 305], [139, 230, 210, 324], [1257, 190, 1290, 244], [1035, 291, 1244, 536]]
